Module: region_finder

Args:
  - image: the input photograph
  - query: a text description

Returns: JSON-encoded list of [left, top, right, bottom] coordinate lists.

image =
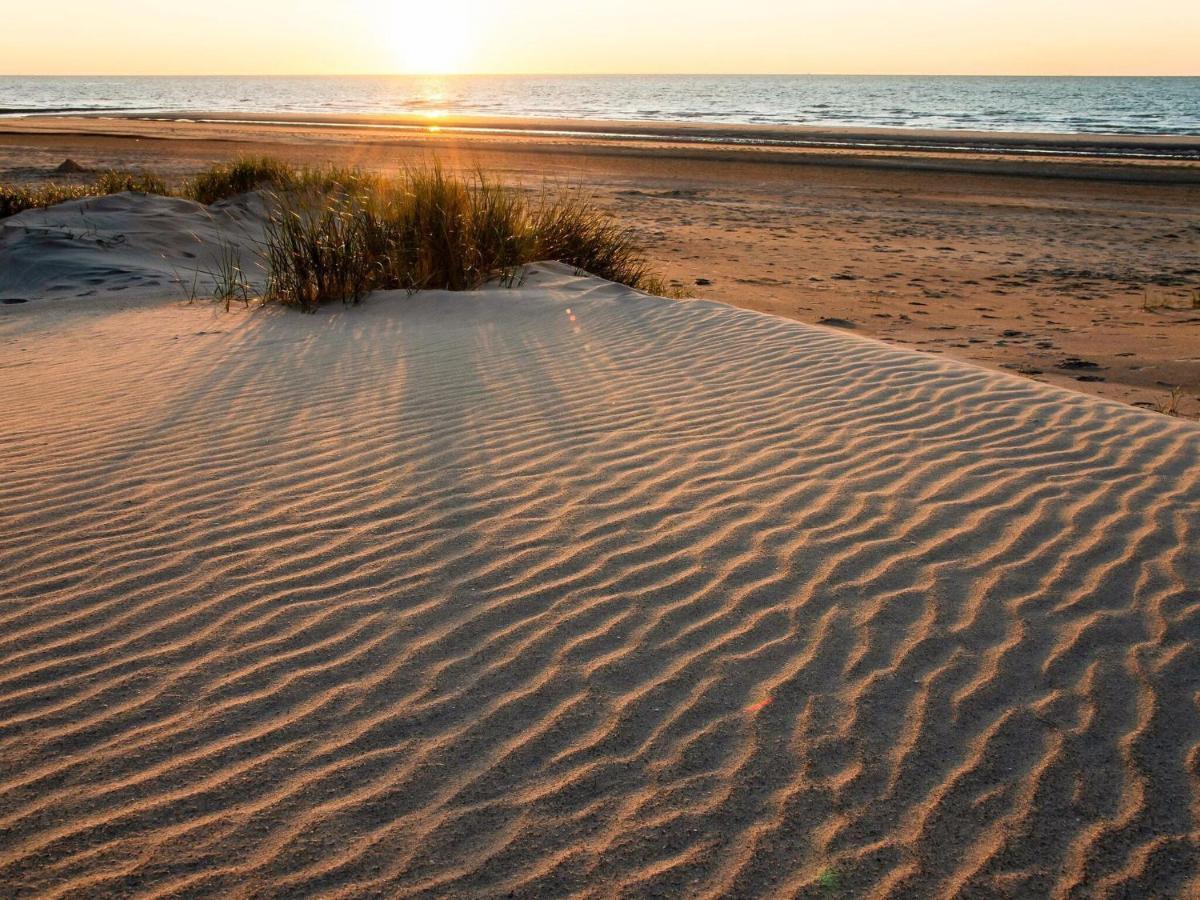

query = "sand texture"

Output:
[[0, 192, 267, 302], [1, 261, 1198, 897]]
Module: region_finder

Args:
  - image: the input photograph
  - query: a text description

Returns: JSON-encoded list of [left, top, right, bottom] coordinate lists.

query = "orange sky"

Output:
[[3, 0, 1198, 75]]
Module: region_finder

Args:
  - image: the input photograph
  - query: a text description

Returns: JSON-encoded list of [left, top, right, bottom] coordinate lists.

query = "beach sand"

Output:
[[2, 121, 1200, 896], [2, 114, 1198, 418], [2, 241, 1199, 895]]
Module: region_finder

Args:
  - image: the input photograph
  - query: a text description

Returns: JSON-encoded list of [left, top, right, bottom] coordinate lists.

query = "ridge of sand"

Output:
[[1, 263, 1197, 897]]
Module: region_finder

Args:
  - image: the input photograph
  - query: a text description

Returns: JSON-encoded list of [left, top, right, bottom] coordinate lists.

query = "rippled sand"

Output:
[[1, 264, 1198, 897]]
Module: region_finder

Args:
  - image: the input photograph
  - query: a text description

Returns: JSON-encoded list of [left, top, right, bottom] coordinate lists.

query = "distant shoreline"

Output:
[[4, 113, 1200, 187], [6, 110, 1200, 161], [152, 112, 1200, 159]]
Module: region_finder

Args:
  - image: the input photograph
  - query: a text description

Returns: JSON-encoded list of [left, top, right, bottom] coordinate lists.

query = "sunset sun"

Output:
[[382, 1, 479, 73]]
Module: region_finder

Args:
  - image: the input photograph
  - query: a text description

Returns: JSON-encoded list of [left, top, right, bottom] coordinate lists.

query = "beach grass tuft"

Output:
[[206, 238, 255, 311], [263, 164, 672, 310], [532, 190, 669, 294], [0, 183, 97, 219], [94, 170, 169, 196], [183, 156, 389, 205], [0, 170, 165, 218], [184, 156, 299, 205]]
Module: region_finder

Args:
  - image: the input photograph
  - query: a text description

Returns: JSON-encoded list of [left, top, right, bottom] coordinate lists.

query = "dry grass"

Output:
[[184, 156, 389, 205], [263, 164, 673, 310], [2, 157, 677, 303], [94, 170, 168, 196], [0, 183, 99, 219], [206, 238, 255, 311], [1156, 386, 1185, 417], [0, 171, 166, 218], [184, 156, 299, 205]]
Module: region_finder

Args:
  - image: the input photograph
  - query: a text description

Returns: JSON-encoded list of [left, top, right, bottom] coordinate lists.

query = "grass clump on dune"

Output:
[[0, 157, 290, 219], [0, 155, 391, 216], [184, 156, 299, 205], [94, 170, 169, 196], [183, 155, 385, 205], [263, 164, 674, 311], [532, 191, 672, 296], [0, 183, 97, 219], [0, 170, 167, 219]]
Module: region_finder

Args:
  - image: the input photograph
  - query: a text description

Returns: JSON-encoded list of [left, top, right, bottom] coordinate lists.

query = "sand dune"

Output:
[[0, 191, 268, 303], [1, 262, 1198, 897]]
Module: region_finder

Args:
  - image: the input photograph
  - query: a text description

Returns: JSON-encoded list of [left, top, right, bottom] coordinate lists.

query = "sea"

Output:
[[1, 75, 1197, 136]]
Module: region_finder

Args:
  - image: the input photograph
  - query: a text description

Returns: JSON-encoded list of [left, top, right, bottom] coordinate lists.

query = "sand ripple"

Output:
[[1, 263, 1197, 897]]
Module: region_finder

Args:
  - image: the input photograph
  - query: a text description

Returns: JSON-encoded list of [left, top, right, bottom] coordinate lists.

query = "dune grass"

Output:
[[94, 170, 169, 196], [263, 164, 674, 310], [1, 156, 677, 303], [184, 155, 392, 205], [0, 170, 167, 219], [184, 156, 299, 205], [0, 159, 291, 220], [0, 183, 97, 219]]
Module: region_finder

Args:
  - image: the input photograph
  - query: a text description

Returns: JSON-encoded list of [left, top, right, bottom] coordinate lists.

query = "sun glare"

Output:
[[382, 1, 479, 74]]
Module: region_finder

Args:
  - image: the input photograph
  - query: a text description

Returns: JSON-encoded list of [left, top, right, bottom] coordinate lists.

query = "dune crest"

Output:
[[1, 264, 1197, 897]]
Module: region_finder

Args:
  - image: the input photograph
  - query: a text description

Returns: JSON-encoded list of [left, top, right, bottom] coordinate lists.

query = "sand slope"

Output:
[[1, 265, 1198, 898], [0, 191, 267, 303]]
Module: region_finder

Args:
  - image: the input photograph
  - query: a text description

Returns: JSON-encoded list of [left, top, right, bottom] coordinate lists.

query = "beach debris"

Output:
[[694, 277, 713, 286], [1011, 365, 1044, 376], [54, 159, 88, 174], [1056, 357, 1100, 370], [817, 869, 840, 890], [1156, 386, 1184, 417]]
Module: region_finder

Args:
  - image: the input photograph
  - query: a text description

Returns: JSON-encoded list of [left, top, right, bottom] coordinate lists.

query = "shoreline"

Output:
[[154, 111, 1200, 155], [4, 114, 1200, 184], [7, 111, 1200, 160]]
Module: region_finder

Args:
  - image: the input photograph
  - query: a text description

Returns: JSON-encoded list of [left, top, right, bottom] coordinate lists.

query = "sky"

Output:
[[4, 0, 1198, 76]]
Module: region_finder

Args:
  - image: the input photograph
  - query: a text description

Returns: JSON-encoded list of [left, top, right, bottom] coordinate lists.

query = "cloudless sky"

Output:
[[4, 0, 1198, 76]]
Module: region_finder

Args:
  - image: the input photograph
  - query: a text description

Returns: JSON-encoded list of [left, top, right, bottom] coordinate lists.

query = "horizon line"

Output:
[[5, 72, 1199, 79]]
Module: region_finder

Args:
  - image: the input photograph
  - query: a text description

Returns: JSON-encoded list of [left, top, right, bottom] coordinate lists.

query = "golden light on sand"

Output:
[[382, 1, 479, 74]]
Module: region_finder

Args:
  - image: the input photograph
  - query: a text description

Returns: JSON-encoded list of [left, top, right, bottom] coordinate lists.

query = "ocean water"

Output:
[[1, 75, 1198, 136]]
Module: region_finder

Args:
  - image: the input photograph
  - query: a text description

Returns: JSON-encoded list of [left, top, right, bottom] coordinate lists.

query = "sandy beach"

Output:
[[2, 253, 1198, 895], [2, 114, 1198, 418], [1, 109, 1199, 898]]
